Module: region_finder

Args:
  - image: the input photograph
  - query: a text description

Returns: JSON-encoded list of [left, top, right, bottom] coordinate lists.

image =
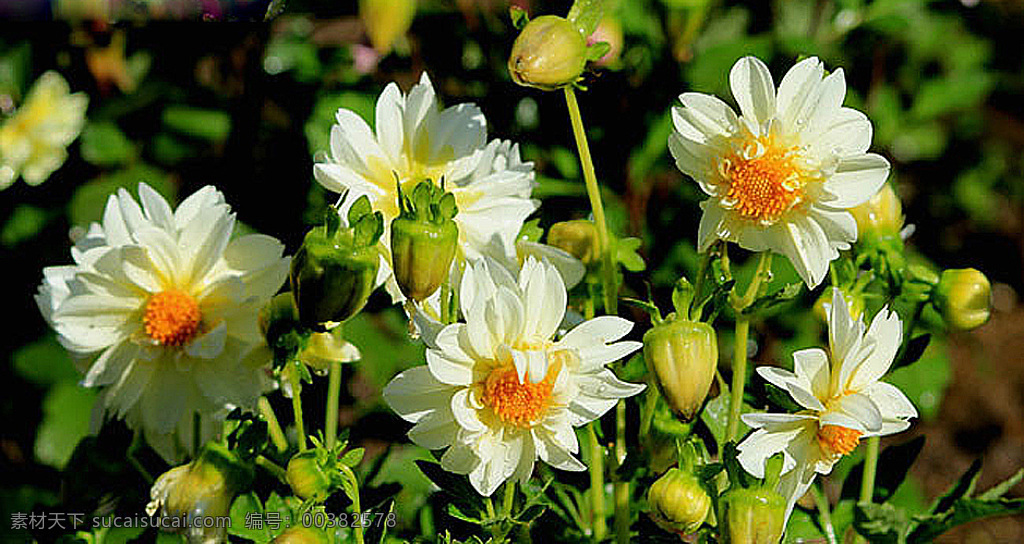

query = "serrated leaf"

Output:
[[229, 492, 271, 543], [840, 436, 925, 503], [853, 502, 909, 544], [907, 497, 1024, 544]]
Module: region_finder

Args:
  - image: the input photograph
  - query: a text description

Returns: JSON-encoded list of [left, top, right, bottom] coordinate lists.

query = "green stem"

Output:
[[639, 381, 658, 439], [585, 423, 607, 540], [326, 360, 342, 449], [259, 396, 288, 453], [563, 86, 617, 315], [339, 464, 365, 544], [810, 484, 838, 544], [287, 363, 307, 452], [256, 455, 288, 485], [613, 401, 629, 544], [503, 480, 516, 519], [726, 251, 773, 442], [860, 436, 880, 503]]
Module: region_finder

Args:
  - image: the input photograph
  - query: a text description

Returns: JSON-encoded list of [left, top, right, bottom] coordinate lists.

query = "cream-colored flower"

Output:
[[384, 256, 644, 496], [0, 71, 88, 190], [313, 73, 538, 302], [737, 289, 917, 520], [36, 183, 290, 461], [669, 56, 890, 287]]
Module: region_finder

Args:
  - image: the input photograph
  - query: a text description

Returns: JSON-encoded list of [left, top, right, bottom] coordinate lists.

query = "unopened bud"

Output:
[[360, 0, 416, 55], [813, 289, 864, 324], [647, 468, 711, 534], [850, 183, 904, 241], [286, 450, 336, 502], [390, 180, 459, 301], [290, 197, 383, 331], [719, 487, 786, 544], [547, 219, 598, 266], [508, 15, 588, 91], [644, 320, 717, 421], [273, 526, 331, 544], [934, 268, 991, 330]]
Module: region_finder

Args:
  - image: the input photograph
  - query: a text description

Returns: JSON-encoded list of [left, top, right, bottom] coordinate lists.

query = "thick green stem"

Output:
[[585, 423, 607, 540], [340, 464, 365, 544], [326, 360, 342, 449], [256, 455, 288, 484], [810, 484, 838, 544], [726, 252, 773, 442], [563, 86, 617, 315], [503, 480, 516, 518], [860, 435, 881, 503], [259, 396, 288, 453], [613, 401, 629, 544], [287, 363, 307, 452]]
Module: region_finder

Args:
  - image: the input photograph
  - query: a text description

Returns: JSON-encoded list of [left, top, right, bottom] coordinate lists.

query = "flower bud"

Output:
[[286, 450, 336, 502], [934, 268, 991, 330], [146, 443, 254, 543], [812, 289, 864, 324], [644, 320, 717, 421], [647, 468, 711, 534], [390, 180, 459, 301], [290, 197, 383, 331], [547, 219, 598, 266], [508, 15, 588, 91], [299, 331, 362, 372], [273, 526, 331, 544], [849, 183, 903, 241], [719, 487, 786, 544], [360, 0, 416, 55]]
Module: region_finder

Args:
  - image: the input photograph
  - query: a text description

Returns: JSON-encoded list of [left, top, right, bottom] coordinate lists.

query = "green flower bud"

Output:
[[508, 15, 589, 91], [146, 443, 254, 542], [547, 219, 598, 266], [273, 526, 331, 544], [719, 487, 786, 544], [850, 183, 904, 240], [812, 289, 864, 324], [286, 450, 337, 502], [390, 180, 459, 301], [644, 320, 717, 421], [290, 197, 383, 331], [647, 468, 711, 534], [934, 268, 991, 330]]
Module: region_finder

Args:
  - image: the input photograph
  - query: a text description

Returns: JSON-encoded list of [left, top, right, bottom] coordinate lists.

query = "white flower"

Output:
[[0, 71, 88, 189], [383, 256, 644, 496], [737, 289, 917, 520], [314, 72, 539, 302], [669, 56, 890, 287], [36, 183, 291, 461]]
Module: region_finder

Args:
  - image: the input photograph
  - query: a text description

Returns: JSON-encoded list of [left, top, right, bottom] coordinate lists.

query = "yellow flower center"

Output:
[[481, 358, 560, 428], [144, 289, 202, 346], [816, 424, 862, 457], [720, 135, 804, 223]]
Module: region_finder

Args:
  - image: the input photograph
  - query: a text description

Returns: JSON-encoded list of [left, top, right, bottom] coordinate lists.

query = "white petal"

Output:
[[138, 183, 175, 232], [383, 366, 456, 423], [776, 57, 824, 129], [864, 381, 918, 421], [776, 216, 832, 288], [792, 348, 831, 401], [848, 307, 901, 392], [82, 341, 138, 387], [676, 92, 739, 140], [803, 68, 847, 138], [375, 82, 405, 164], [426, 348, 475, 386], [440, 443, 479, 474], [809, 206, 858, 250], [814, 107, 873, 156], [451, 388, 487, 433], [729, 56, 776, 129], [534, 429, 586, 472], [822, 153, 890, 208], [737, 427, 800, 478], [821, 392, 882, 432], [697, 200, 727, 251]]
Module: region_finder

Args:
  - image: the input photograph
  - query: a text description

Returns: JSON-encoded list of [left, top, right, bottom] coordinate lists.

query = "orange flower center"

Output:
[[720, 136, 804, 223], [144, 289, 201, 347], [481, 359, 559, 428], [816, 424, 862, 457]]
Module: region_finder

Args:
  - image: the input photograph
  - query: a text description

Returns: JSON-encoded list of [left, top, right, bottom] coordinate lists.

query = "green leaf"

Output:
[[229, 492, 271, 543], [516, 504, 547, 525], [567, 0, 609, 37], [840, 437, 925, 503], [615, 237, 646, 272], [853, 502, 910, 544], [908, 497, 1024, 544], [892, 334, 930, 371], [13, 336, 79, 386], [586, 42, 611, 62], [1, 204, 50, 248], [977, 468, 1024, 501], [161, 106, 231, 144], [339, 447, 365, 467], [305, 92, 375, 157], [446, 503, 484, 524], [886, 337, 950, 421], [910, 72, 994, 120], [69, 164, 174, 226], [931, 459, 982, 515], [742, 282, 802, 316], [785, 507, 826, 543], [415, 460, 487, 519], [700, 390, 752, 450], [517, 219, 544, 243], [34, 383, 97, 469], [100, 526, 146, 544], [80, 121, 135, 167], [509, 5, 529, 29]]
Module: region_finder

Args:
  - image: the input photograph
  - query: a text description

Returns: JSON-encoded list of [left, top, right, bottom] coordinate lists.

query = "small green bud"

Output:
[[647, 468, 711, 534], [934, 268, 991, 330], [146, 443, 254, 541], [719, 487, 786, 544], [547, 219, 598, 266], [850, 183, 904, 241], [286, 450, 336, 502], [290, 201, 383, 331], [273, 525, 331, 544], [643, 320, 717, 421], [508, 15, 589, 91], [390, 180, 459, 301]]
